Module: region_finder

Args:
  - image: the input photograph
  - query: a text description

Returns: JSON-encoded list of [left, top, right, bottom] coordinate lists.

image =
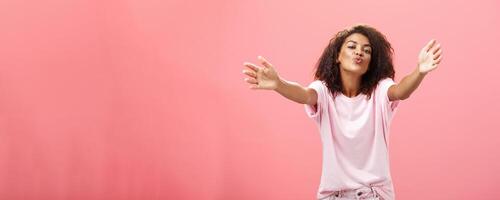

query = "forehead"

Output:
[[344, 33, 370, 46]]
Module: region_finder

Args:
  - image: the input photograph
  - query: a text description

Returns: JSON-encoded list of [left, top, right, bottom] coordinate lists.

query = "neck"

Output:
[[340, 70, 361, 97]]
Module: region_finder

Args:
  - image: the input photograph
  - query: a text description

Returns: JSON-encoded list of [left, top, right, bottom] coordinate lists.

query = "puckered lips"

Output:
[[353, 57, 363, 64]]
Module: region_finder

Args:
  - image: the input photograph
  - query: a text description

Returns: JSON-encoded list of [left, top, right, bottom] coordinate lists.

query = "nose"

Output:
[[354, 50, 363, 57]]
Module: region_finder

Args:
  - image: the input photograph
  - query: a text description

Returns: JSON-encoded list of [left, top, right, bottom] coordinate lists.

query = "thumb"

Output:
[[250, 84, 262, 90]]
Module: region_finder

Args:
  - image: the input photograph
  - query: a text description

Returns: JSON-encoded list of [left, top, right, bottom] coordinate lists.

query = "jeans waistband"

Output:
[[323, 185, 380, 200]]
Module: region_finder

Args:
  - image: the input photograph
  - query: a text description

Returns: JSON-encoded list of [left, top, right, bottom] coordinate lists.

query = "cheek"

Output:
[[364, 56, 371, 65], [340, 50, 352, 61]]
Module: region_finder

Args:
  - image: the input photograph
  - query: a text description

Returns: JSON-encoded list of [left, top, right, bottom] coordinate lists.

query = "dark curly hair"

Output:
[[314, 24, 395, 99]]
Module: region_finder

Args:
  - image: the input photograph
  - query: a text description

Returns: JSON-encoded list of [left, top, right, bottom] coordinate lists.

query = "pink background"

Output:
[[1, 0, 499, 199]]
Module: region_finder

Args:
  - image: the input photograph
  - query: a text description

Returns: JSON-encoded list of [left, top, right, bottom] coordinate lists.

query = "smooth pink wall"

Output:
[[1, 0, 499, 199]]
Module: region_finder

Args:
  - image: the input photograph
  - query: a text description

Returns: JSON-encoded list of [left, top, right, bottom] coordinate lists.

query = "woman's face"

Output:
[[337, 33, 372, 76]]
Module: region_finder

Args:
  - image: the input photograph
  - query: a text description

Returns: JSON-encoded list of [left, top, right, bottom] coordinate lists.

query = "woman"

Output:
[[242, 25, 442, 200]]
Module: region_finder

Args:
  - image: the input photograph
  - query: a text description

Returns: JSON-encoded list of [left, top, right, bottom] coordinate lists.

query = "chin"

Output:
[[343, 66, 368, 75]]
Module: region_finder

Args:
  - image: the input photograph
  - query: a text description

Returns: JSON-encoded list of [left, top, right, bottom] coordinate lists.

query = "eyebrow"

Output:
[[347, 40, 371, 47]]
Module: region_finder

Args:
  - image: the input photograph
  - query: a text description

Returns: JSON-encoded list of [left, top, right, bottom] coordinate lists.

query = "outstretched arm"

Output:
[[388, 39, 443, 101], [242, 56, 317, 106]]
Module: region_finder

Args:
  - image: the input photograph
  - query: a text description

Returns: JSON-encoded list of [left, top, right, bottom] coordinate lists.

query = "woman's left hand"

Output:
[[418, 39, 443, 74]]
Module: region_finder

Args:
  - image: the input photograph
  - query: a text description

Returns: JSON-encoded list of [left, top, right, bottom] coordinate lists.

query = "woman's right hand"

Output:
[[242, 56, 281, 90]]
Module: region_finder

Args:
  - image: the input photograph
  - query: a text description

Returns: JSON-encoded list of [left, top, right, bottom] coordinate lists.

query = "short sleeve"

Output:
[[377, 78, 400, 118], [304, 80, 327, 121]]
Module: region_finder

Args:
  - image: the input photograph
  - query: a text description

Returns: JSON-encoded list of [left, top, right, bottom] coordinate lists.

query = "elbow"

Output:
[[391, 91, 409, 101], [304, 88, 318, 106], [398, 94, 410, 100], [304, 96, 314, 105]]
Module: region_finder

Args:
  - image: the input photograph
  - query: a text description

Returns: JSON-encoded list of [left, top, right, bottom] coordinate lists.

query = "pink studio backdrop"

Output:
[[1, 0, 499, 199]]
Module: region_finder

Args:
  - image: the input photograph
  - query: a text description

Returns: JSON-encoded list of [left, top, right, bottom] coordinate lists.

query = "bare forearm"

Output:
[[395, 67, 427, 100], [390, 39, 443, 100], [274, 78, 315, 105]]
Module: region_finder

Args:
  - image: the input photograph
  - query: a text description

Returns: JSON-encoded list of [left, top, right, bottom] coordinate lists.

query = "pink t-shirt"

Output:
[[305, 78, 399, 200]]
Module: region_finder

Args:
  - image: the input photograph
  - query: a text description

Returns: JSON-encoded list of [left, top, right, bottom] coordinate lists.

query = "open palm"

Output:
[[418, 39, 443, 74], [242, 56, 280, 90]]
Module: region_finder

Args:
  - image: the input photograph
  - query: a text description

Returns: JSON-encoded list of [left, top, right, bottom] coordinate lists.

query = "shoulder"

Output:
[[374, 78, 396, 100], [308, 80, 326, 88], [308, 80, 331, 103], [376, 78, 396, 93], [377, 78, 396, 87], [307, 80, 328, 94]]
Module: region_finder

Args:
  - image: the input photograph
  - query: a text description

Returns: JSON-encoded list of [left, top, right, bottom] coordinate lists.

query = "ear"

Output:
[[335, 52, 341, 64]]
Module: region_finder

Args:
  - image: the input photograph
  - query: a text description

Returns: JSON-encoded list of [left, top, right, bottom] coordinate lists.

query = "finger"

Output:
[[242, 70, 257, 78], [434, 56, 442, 65], [424, 39, 436, 52], [433, 49, 442, 60], [243, 62, 260, 72], [258, 56, 273, 68], [244, 77, 258, 84], [431, 43, 441, 54]]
